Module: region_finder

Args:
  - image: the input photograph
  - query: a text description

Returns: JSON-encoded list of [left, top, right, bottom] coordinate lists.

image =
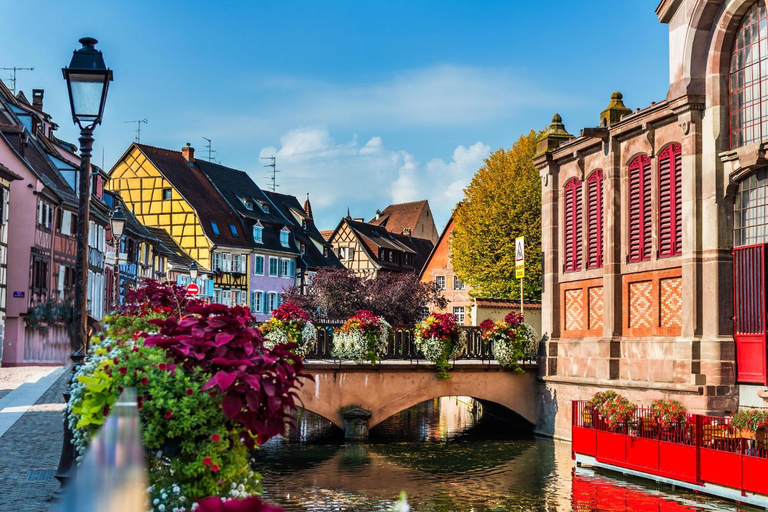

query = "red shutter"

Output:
[[658, 144, 682, 258], [628, 155, 652, 262], [563, 178, 583, 272], [587, 170, 603, 269]]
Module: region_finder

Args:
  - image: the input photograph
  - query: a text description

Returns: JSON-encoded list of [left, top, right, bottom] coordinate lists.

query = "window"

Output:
[[211, 221, 220, 236], [280, 228, 290, 247], [251, 291, 264, 313], [253, 222, 263, 243], [281, 259, 290, 277], [37, 200, 53, 230], [230, 224, 239, 238], [258, 201, 270, 213], [338, 246, 354, 260], [254, 255, 264, 275], [586, 170, 604, 269], [323, 246, 330, 258], [268, 257, 278, 276], [735, 167, 768, 246], [268, 292, 278, 312], [729, 2, 768, 148], [232, 254, 246, 273], [658, 144, 682, 257], [435, 275, 446, 290], [31, 257, 48, 291], [563, 178, 583, 272], [300, 243, 305, 255], [453, 306, 465, 325], [162, 188, 172, 200], [289, 260, 296, 277], [453, 276, 464, 290], [628, 155, 652, 262], [240, 197, 254, 210]]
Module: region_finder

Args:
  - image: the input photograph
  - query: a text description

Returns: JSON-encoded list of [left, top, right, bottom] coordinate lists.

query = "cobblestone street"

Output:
[[0, 367, 66, 512]]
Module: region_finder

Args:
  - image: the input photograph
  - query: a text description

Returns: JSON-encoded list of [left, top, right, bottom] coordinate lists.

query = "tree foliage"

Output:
[[452, 130, 542, 300], [283, 268, 446, 326]]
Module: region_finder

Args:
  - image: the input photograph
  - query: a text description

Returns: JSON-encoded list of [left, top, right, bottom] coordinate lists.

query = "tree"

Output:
[[452, 130, 542, 300], [282, 268, 446, 325]]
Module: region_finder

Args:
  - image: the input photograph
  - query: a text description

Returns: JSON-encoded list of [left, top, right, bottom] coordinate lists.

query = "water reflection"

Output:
[[253, 397, 758, 511]]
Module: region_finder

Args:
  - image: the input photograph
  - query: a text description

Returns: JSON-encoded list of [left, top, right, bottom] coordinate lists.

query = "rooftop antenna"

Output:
[[0, 67, 34, 95], [124, 119, 148, 143], [261, 155, 279, 192], [202, 137, 219, 163]]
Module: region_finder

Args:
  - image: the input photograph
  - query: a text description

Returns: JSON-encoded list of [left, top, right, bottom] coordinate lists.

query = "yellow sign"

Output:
[[516, 263, 525, 279]]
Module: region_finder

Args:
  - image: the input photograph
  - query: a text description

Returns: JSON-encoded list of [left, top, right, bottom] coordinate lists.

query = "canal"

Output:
[[252, 397, 759, 511]]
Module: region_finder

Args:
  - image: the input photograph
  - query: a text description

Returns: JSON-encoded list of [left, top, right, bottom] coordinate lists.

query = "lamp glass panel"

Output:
[[68, 73, 105, 119]]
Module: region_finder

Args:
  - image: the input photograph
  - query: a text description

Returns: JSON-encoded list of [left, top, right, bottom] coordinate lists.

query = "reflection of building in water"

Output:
[[431, 396, 481, 441]]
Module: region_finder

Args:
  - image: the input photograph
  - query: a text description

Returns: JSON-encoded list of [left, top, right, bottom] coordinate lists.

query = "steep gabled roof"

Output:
[[340, 218, 434, 273], [145, 226, 208, 272], [419, 214, 454, 279], [136, 144, 250, 248], [369, 200, 429, 234]]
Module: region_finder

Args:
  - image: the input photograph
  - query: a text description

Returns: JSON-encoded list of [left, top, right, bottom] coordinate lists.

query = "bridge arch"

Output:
[[296, 364, 537, 432]]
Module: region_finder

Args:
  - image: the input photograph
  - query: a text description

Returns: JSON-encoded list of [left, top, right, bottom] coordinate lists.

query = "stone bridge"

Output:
[[296, 360, 538, 439]]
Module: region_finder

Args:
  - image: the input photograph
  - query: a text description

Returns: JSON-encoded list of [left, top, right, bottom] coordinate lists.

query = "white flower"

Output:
[[158, 505, 166, 512], [153, 499, 159, 505]]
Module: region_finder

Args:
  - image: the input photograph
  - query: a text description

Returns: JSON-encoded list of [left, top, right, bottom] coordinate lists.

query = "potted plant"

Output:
[[592, 392, 636, 432], [259, 301, 317, 357], [414, 312, 467, 379], [479, 312, 538, 373], [732, 409, 768, 441], [331, 310, 391, 365]]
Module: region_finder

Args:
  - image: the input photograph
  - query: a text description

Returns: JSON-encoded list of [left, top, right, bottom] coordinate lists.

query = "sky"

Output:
[[0, 1, 669, 232]]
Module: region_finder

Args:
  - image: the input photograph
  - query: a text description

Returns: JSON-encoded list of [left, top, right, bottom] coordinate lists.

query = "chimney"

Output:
[[375, 209, 381, 220], [181, 143, 194, 164], [402, 227, 411, 238], [32, 89, 44, 111]]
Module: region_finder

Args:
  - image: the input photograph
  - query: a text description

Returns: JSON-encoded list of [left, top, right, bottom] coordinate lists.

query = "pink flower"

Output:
[[211, 433, 220, 442], [211, 464, 219, 473], [203, 457, 212, 466], [118, 366, 127, 375], [186, 388, 194, 396], [165, 410, 173, 419], [158, 363, 167, 371], [140, 377, 149, 386]]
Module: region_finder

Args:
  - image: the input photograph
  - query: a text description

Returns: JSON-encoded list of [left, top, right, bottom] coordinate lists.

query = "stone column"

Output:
[[603, 136, 623, 380]]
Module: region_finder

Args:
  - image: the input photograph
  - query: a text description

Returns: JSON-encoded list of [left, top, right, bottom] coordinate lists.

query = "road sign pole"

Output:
[[520, 278, 523, 315]]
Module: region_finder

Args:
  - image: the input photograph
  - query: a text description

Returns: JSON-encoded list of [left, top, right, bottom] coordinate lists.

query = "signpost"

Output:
[[515, 237, 524, 314], [186, 283, 199, 297]]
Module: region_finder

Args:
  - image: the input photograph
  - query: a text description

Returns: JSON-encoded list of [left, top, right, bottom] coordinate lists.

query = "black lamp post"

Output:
[[110, 205, 126, 306], [55, 37, 112, 489]]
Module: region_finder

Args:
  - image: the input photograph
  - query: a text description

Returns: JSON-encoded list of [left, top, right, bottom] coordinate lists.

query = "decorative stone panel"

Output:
[[588, 286, 604, 331], [629, 281, 653, 329], [660, 277, 683, 329], [565, 289, 585, 331]]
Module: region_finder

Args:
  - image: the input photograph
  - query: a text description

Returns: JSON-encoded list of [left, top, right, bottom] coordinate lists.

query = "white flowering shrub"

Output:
[[331, 311, 391, 364]]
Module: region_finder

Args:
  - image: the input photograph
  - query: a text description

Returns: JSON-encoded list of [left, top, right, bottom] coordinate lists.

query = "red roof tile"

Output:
[[369, 200, 428, 235]]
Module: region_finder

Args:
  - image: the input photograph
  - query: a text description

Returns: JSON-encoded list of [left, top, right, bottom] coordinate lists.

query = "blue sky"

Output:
[[0, 1, 668, 232]]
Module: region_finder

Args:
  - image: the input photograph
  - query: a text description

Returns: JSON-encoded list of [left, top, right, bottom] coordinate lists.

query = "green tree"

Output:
[[452, 130, 542, 300]]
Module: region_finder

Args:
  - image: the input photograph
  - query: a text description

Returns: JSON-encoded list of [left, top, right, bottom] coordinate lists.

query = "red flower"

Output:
[[211, 464, 219, 473], [211, 433, 220, 442], [158, 363, 167, 370], [140, 377, 149, 386], [203, 457, 212, 466], [102, 405, 110, 416], [118, 366, 128, 375], [138, 399, 144, 410], [112, 358, 120, 365], [165, 410, 173, 419], [186, 388, 194, 396]]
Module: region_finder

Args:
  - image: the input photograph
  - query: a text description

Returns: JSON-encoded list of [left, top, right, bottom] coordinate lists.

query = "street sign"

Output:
[[186, 283, 199, 296], [515, 237, 525, 279]]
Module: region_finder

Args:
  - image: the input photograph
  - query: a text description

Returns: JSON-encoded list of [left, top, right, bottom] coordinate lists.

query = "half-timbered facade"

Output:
[[328, 217, 434, 279]]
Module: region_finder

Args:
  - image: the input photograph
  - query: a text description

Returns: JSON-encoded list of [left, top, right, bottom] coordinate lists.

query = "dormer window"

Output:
[[302, 219, 307, 229], [239, 197, 254, 210], [229, 224, 239, 238], [211, 221, 220, 236], [323, 246, 330, 258], [300, 243, 306, 254], [258, 201, 270, 214], [280, 227, 290, 247], [253, 221, 263, 243]]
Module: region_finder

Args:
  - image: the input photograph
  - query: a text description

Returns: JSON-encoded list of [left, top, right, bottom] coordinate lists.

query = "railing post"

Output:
[[695, 414, 703, 485]]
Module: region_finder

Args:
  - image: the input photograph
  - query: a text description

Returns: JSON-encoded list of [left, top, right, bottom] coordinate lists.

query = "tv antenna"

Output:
[[124, 119, 148, 143], [262, 156, 279, 192], [1, 67, 34, 95], [202, 137, 219, 163]]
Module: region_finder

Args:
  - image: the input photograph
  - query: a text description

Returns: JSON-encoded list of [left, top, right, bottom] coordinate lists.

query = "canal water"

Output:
[[252, 397, 759, 511]]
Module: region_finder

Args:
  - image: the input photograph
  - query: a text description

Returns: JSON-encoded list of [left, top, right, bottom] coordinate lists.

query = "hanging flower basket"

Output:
[[259, 301, 317, 357], [414, 313, 467, 379], [331, 310, 391, 365]]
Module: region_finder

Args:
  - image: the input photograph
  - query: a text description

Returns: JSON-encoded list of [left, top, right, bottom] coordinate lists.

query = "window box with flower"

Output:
[[258, 301, 317, 358], [331, 310, 391, 365], [414, 312, 466, 379]]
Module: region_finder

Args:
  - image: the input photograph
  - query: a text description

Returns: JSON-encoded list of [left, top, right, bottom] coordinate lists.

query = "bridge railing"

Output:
[[303, 324, 535, 364]]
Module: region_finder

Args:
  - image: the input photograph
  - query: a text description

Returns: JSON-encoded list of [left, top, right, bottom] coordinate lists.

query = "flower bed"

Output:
[[414, 313, 466, 378], [259, 301, 317, 358], [479, 311, 538, 373], [331, 310, 391, 365], [68, 281, 308, 512]]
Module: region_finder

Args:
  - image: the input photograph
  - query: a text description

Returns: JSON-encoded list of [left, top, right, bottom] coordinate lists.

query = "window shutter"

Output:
[[658, 144, 682, 258], [628, 155, 652, 262], [587, 170, 603, 269], [563, 178, 583, 272]]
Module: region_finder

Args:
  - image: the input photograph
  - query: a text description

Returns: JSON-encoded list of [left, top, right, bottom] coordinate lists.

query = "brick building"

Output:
[[534, 0, 768, 439]]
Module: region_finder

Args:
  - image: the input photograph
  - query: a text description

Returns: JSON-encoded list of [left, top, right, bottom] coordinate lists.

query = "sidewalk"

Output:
[[0, 366, 67, 512]]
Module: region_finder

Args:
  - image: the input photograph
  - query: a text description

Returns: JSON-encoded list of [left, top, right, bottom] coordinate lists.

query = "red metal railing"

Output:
[[572, 400, 768, 497]]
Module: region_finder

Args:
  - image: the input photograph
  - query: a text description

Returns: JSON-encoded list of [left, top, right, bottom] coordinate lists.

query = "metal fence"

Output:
[[303, 324, 536, 364]]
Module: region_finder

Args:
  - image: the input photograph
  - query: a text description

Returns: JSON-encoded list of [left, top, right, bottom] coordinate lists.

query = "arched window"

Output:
[[628, 155, 652, 262], [586, 170, 603, 269], [658, 144, 682, 257], [729, 1, 768, 148], [563, 178, 582, 272]]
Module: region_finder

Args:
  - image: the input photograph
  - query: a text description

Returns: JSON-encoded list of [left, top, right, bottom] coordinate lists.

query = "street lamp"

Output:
[[189, 261, 198, 282], [110, 206, 126, 306], [56, 36, 112, 489]]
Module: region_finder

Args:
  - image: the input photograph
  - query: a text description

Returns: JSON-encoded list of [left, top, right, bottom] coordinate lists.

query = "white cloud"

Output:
[[257, 127, 489, 232]]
